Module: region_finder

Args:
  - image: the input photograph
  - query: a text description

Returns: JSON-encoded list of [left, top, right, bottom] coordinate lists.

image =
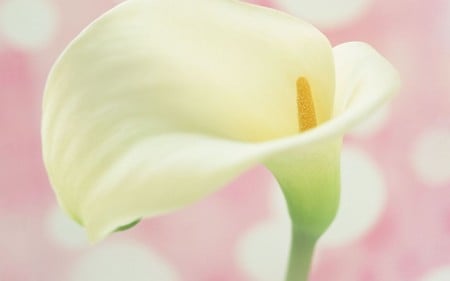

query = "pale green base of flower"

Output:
[[266, 142, 342, 281]]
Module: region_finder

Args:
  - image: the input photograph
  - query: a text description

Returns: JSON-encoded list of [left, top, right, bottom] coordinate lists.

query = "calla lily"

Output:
[[42, 0, 399, 279]]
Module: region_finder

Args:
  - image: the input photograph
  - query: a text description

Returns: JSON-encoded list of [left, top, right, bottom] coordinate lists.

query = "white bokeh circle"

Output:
[[236, 219, 290, 281], [70, 241, 180, 281], [349, 105, 391, 137], [46, 205, 88, 249], [0, 0, 58, 50], [268, 178, 291, 220], [411, 128, 450, 185], [274, 0, 374, 28], [420, 266, 450, 281], [319, 146, 387, 247], [236, 183, 291, 281]]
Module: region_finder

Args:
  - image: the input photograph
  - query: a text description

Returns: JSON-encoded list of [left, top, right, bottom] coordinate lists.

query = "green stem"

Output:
[[285, 227, 318, 281]]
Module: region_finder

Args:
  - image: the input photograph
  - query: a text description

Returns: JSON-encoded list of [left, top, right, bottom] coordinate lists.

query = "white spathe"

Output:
[[41, 0, 399, 242]]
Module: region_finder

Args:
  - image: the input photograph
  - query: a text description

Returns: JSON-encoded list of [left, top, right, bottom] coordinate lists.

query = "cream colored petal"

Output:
[[42, 0, 335, 240], [42, 0, 334, 144], [79, 134, 262, 241], [79, 133, 339, 242], [332, 42, 400, 117], [41, 1, 398, 242]]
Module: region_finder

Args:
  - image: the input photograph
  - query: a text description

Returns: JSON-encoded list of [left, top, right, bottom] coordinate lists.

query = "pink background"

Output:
[[1, 0, 450, 280]]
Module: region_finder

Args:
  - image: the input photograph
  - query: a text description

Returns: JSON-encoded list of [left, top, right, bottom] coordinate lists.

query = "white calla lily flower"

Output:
[[42, 0, 399, 279]]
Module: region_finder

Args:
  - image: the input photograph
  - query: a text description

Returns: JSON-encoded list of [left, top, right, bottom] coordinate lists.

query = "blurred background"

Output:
[[1, 0, 449, 280]]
